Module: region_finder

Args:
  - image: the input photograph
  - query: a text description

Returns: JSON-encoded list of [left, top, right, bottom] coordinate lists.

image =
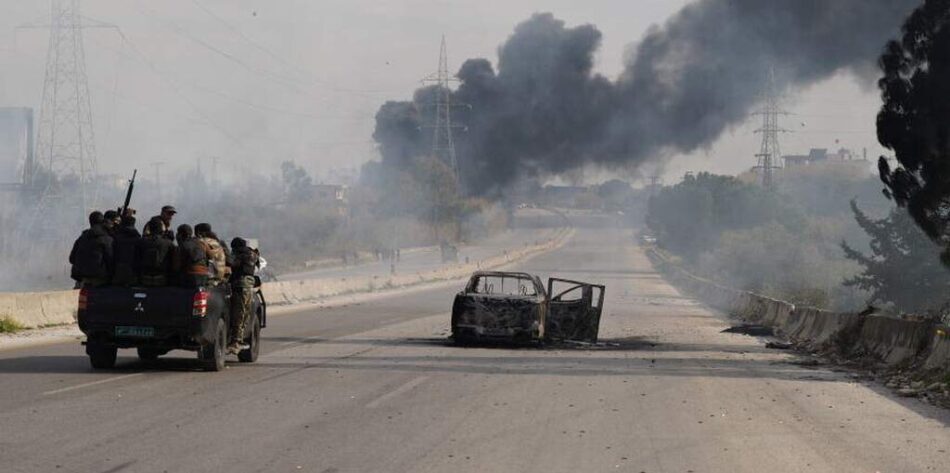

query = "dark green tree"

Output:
[[877, 0, 950, 264], [841, 201, 950, 313]]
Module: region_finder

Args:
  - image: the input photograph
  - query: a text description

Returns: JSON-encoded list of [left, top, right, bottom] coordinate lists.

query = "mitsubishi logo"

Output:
[[134, 302, 145, 313]]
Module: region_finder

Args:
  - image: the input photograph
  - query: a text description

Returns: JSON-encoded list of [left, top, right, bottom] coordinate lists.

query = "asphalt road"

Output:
[[1, 228, 949, 473]]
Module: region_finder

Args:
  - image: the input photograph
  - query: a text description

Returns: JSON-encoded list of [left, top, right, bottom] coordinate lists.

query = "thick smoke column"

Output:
[[373, 1, 921, 195]]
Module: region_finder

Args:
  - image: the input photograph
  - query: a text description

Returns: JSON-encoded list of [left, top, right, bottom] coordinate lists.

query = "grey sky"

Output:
[[0, 0, 886, 185]]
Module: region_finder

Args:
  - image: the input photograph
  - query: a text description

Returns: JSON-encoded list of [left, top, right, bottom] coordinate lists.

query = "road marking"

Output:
[[365, 376, 429, 409], [42, 373, 143, 396]]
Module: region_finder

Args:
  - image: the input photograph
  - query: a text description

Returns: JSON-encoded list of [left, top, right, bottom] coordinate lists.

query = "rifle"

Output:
[[120, 169, 137, 216]]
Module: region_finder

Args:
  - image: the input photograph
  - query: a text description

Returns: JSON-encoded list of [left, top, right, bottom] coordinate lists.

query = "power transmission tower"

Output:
[[422, 36, 464, 187], [752, 68, 789, 190], [26, 0, 115, 228]]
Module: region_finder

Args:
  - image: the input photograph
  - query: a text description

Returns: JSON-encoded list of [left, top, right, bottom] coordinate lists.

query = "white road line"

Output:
[[365, 376, 429, 409], [42, 373, 143, 396]]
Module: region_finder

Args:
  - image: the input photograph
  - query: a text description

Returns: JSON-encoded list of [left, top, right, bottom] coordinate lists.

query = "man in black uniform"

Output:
[[137, 219, 175, 286], [111, 213, 141, 286], [103, 210, 121, 236], [69, 211, 115, 288]]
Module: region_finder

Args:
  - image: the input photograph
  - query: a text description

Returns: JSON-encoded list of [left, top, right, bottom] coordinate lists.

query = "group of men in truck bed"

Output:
[[68, 205, 260, 353]]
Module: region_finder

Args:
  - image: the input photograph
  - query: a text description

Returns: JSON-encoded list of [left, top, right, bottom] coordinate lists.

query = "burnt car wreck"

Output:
[[451, 271, 605, 345]]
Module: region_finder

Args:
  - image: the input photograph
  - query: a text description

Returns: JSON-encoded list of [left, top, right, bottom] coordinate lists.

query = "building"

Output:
[[783, 147, 867, 168], [311, 183, 349, 216]]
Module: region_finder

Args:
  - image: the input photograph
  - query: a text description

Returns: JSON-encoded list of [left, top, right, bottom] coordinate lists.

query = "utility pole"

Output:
[[150, 161, 164, 203], [648, 173, 662, 197], [752, 68, 789, 191], [20, 0, 116, 237], [210, 156, 220, 194]]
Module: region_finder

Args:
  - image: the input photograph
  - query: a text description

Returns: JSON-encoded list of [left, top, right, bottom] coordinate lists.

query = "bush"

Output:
[[0, 316, 24, 333]]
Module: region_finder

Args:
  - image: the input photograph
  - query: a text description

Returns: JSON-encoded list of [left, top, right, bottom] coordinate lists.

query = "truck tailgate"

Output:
[[80, 286, 197, 329]]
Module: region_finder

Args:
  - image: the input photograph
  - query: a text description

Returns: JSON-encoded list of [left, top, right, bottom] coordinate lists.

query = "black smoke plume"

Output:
[[374, 1, 921, 195]]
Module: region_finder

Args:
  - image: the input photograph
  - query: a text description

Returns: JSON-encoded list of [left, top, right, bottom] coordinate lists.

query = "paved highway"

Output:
[[1, 228, 948, 472]]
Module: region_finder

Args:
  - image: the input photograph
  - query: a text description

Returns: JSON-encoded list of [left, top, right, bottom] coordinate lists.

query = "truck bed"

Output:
[[78, 286, 228, 350]]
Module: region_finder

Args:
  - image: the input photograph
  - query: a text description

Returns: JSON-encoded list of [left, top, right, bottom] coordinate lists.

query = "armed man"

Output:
[[143, 205, 177, 240], [111, 212, 141, 287], [227, 237, 259, 354], [69, 211, 115, 288]]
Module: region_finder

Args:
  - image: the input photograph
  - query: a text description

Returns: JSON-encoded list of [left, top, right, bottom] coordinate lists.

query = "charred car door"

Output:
[[545, 278, 605, 343]]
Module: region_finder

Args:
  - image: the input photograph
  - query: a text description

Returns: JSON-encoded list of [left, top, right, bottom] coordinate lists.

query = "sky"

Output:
[[0, 0, 888, 186]]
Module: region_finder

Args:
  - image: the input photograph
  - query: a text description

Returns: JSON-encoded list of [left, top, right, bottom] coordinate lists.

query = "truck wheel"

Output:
[[137, 347, 162, 363], [199, 319, 227, 372], [238, 316, 261, 363], [88, 344, 117, 370]]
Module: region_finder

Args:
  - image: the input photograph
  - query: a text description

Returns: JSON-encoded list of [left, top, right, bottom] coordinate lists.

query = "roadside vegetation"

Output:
[[644, 166, 930, 312], [0, 316, 24, 333]]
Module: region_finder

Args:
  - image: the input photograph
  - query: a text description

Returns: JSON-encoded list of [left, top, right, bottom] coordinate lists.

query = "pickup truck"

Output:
[[451, 271, 605, 345], [77, 283, 266, 371]]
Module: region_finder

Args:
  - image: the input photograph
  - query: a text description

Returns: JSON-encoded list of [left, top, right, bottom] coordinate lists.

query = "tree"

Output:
[[280, 161, 313, 203], [877, 0, 950, 265], [646, 172, 800, 259], [841, 201, 950, 313]]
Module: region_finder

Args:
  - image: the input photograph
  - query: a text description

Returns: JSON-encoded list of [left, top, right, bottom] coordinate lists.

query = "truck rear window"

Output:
[[471, 275, 538, 296]]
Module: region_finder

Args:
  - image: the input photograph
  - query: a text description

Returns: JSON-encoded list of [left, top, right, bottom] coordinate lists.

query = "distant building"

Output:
[[784, 147, 867, 168], [311, 183, 349, 216]]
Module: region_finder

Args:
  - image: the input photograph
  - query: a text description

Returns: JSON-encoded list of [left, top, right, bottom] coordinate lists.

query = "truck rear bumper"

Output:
[[81, 317, 218, 351]]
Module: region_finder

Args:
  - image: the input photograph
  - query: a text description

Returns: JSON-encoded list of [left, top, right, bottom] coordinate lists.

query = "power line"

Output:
[[187, 0, 410, 98], [113, 28, 244, 146], [132, 1, 338, 103]]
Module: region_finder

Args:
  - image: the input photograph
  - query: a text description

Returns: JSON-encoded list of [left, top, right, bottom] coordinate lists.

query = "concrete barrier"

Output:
[[853, 316, 934, 366], [923, 326, 950, 371], [1, 228, 572, 329], [0, 290, 78, 328], [646, 247, 950, 371]]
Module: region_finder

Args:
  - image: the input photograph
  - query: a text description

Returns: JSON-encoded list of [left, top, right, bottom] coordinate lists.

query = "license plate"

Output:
[[115, 326, 155, 338]]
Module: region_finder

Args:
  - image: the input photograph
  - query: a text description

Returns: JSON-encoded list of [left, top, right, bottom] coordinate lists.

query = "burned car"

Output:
[[451, 271, 605, 344]]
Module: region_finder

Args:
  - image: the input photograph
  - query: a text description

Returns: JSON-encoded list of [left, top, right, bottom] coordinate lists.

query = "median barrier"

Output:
[[1, 228, 572, 330], [0, 290, 78, 329]]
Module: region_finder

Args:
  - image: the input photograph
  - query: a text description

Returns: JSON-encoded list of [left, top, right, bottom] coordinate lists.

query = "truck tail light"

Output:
[[78, 288, 89, 311], [193, 291, 209, 317]]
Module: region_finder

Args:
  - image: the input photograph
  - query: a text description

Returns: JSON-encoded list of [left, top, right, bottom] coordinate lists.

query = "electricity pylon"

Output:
[[26, 0, 115, 229], [422, 36, 464, 187], [753, 68, 789, 190]]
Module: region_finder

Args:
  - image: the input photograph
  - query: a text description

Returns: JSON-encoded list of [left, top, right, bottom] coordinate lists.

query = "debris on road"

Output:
[[721, 324, 774, 337]]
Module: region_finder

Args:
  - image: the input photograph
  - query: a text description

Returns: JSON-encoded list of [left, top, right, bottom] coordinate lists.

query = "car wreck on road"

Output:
[[451, 271, 605, 345]]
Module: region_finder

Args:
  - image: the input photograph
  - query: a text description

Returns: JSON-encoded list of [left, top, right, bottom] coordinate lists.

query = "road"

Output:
[[1, 227, 948, 473]]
